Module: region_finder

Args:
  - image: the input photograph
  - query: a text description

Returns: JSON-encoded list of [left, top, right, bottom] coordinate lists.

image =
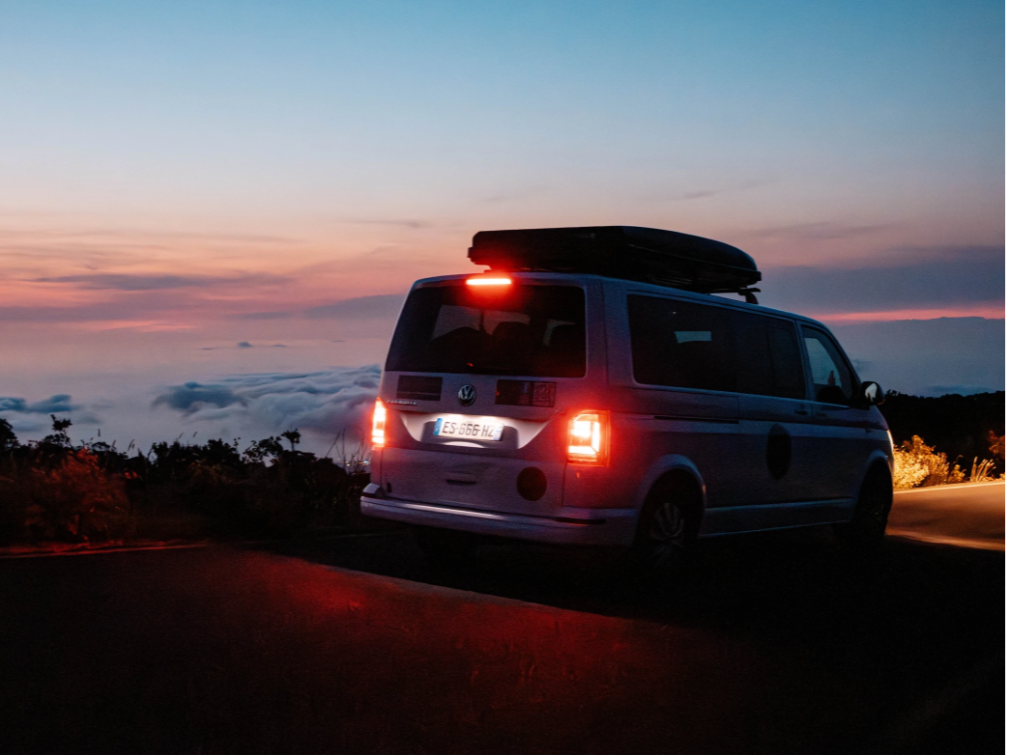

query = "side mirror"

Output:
[[861, 381, 884, 407]]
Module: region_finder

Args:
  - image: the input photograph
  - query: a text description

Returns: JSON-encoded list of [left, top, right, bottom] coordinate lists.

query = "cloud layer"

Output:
[[236, 293, 406, 322], [1, 367, 382, 452], [0, 395, 89, 432], [0, 394, 77, 414], [30, 272, 288, 291], [151, 366, 381, 441]]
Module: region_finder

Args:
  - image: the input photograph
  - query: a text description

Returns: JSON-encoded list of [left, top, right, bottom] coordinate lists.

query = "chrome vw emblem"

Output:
[[457, 385, 476, 406]]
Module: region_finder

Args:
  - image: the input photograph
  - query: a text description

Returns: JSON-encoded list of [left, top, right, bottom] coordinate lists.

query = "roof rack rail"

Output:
[[468, 226, 761, 297]]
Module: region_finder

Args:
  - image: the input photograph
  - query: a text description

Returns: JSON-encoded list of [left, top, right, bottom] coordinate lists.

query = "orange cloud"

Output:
[[816, 303, 1005, 323]]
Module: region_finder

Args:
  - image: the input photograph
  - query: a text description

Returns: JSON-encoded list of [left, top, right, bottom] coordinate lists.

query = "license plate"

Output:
[[433, 417, 504, 441]]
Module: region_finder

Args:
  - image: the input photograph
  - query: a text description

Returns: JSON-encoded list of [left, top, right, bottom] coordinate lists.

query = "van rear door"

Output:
[[376, 276, 600, 516]]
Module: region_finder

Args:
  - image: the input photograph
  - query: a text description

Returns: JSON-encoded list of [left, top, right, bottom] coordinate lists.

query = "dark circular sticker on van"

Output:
[[458, 385, 476, 406], [767, 424, 791, 480]]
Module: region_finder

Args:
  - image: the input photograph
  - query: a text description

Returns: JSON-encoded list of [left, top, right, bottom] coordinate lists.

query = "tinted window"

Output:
[[387, 284, 586, 377], [628, 296, 807, 397], [802, 327, 855, 404], [734, 313, 805, 399], [628, 295, 735, 391]]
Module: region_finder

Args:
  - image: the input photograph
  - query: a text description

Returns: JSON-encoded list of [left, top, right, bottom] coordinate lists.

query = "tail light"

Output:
[[466, 275, 512, 287], [371, 400, 387, 448], [567, 411, 608, 464]]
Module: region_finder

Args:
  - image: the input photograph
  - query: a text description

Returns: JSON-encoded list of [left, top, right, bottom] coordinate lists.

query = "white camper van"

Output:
[[361, 227, 892, 579]]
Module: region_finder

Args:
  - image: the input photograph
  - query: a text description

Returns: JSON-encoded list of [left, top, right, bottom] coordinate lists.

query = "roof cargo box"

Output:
[[469, 226, 760, 294]]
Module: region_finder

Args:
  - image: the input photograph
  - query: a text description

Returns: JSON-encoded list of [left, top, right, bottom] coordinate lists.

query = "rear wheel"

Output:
[[413, 526, 479, 565], [837, 468, 892, 554], [631, 479, 700, 590]]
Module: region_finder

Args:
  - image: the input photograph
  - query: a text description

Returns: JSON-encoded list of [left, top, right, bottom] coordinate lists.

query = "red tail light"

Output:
[[466, 276, 512, 287], [371, 400, 387, 448], [567, 411, 608, 464]]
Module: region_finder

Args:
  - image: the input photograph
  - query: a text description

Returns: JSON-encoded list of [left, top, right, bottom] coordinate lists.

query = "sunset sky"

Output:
[[0, 0, 1003, 451]]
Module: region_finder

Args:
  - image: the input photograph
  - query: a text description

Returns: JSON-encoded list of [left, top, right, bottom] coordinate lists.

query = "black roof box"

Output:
[[469, 226, 760, 294]]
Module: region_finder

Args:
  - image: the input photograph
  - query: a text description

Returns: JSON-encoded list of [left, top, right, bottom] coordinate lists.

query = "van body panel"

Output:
[[791, 408, 875, 500], [628, 453, 707, 508], [378, 447, 566, 516], [700, 499, 854, 536], [735, 393, 827, 506], [610, 409, 743, 509], [360, 493, 637, 546]]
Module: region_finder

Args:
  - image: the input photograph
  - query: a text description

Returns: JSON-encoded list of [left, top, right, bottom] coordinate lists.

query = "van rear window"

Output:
[[386, 284, 586, 378]]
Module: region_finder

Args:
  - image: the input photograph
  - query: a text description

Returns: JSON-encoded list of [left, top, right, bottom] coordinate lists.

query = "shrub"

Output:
[[892, 435, 965, 489], [0, 418, 18, 451], [0, 420, 22, 541], [0, 418, 372, 544], [880, 391, 1004, 474], [986, 431, 1004, 462], [18, 449, 131, 542]]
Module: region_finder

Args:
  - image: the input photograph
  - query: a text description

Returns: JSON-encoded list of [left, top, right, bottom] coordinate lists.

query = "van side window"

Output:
[[802, 327, 854, 405], [627, 295, 735, 391], [733, 313, 805, 399]]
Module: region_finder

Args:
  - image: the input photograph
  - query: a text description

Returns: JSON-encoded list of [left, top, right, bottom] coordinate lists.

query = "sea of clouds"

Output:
[[1, 366, 381, 455]]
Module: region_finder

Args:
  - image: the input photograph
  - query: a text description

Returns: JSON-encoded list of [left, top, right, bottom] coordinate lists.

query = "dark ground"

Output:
[[0, 520, 1002, 755]]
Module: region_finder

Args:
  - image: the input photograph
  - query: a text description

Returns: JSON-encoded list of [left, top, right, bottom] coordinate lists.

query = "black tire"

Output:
[[837, 468, 893, 554], [631, 478, 700, 590], [413, 526, 479, 565]]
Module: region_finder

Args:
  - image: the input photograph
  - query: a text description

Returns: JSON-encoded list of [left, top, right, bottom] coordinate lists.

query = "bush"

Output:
[[23, 449, 131, 541], [892, 435, 965, 489], [880, 391, 1004, 476], [1, 446, 132, 543], [0, 418, 18, 451], [0, 417, 372, 545], [0, 419, 23, 541]]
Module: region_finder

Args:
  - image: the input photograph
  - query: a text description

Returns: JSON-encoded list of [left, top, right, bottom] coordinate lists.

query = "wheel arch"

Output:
[[632, 455, 707, 540], [862, 450, 894, 491]]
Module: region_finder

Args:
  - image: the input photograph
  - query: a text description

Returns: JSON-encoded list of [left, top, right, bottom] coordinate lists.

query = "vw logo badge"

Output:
[[457, 385, 476, 406]]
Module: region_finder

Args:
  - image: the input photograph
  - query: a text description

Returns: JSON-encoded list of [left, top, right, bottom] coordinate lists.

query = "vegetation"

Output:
[[892, 435, 965, 489], [883, 391, 1004, 489], [880, 391, 1004, 474], [891, 436, 1002, 490], [0, 417, 370, 547]]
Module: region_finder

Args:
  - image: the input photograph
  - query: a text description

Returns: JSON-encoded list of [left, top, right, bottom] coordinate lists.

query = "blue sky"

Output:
[[2, 0, 1001, 232]]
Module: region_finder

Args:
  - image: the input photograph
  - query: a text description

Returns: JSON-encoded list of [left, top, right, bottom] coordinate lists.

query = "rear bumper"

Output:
[[360, 486, 638, 547]]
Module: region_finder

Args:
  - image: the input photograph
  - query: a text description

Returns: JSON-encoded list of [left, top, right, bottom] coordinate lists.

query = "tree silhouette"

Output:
[[281, 429, 301, 451], [0, 418, 18, 451], [41, 415, 73, 448]]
